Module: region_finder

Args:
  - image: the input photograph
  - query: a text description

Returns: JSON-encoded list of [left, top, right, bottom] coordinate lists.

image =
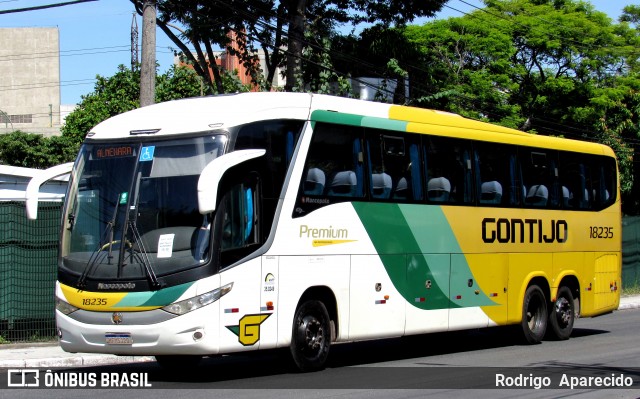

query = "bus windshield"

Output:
[[60, 134, 227, 286]]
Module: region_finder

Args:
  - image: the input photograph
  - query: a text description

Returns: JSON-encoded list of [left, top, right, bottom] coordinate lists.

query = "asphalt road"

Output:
[[3, 308, 640, 399]]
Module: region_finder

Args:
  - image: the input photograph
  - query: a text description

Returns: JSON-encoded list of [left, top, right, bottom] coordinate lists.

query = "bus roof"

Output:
[[87, 92, 614, 158]]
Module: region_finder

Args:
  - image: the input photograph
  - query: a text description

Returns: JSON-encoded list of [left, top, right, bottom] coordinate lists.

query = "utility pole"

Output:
[[140, 0, 156, 107]]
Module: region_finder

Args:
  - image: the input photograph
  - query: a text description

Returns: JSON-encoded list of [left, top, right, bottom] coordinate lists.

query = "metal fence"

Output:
[[0, 201, 61, 342], [0, 200, 639, 343], [623, 216, 640, 289]]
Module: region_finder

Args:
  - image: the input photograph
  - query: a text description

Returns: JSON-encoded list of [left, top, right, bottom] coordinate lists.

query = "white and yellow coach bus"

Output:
[[28, 92, 621, 371]]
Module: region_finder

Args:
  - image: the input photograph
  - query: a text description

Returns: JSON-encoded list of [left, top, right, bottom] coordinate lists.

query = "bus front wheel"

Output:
[[290, 300, 331, 372], [521, 285, 547, 344], [547, 286, 575, 340]]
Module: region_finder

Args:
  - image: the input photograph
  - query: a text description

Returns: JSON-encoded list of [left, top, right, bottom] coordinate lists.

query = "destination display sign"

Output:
[[93, 145, 136, 159]]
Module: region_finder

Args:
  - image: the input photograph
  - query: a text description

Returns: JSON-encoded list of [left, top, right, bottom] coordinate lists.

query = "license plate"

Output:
[[105, 333, 133, 345]]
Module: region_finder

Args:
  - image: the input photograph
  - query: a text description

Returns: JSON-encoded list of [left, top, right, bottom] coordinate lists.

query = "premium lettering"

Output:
[[482, 218, 568, 244], [299, 225, 348, 239]]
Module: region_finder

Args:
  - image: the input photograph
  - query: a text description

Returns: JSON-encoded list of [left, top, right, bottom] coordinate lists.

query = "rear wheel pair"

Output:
[[521, 284, 575, 343]]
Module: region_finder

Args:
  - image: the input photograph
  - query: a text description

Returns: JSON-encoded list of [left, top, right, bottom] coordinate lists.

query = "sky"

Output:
[[0, 0, 631, 105]]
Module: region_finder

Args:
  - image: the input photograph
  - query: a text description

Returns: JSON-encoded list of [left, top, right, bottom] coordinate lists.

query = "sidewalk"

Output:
[[2, 295, 639, 369]]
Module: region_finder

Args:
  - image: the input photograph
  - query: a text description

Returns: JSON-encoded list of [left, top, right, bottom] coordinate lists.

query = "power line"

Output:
[[0, 45, 174, 63], [0, 0, 97, 15]]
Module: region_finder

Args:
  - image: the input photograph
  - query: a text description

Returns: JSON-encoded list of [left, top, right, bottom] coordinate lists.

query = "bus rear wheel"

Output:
[[290, 300, 331, 372], [521, 285, 547, 344], [547, 286, 575, 340]]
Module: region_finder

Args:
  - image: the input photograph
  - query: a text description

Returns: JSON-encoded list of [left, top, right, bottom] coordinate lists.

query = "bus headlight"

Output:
[[56, 297, 79, 315], [162, 283, 233, 315]]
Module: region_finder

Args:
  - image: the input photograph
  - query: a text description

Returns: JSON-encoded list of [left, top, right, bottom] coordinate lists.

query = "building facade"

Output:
[[0, 27, 61, 136]]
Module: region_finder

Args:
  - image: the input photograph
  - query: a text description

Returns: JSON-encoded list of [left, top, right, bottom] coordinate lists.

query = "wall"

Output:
[[0, 28, 61, 136]]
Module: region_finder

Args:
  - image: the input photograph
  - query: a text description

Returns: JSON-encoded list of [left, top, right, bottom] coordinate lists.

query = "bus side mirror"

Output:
[[197, 149, 265, 214], [25, 162, 74, 220]]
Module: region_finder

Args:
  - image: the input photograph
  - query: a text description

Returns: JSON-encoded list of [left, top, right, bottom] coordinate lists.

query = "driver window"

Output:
[[217, 178, 260, 267]]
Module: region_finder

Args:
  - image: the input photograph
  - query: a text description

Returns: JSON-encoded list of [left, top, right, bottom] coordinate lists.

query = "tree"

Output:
[[397, 0, 640, 212], [61, 64, 232, 143], [130, 0, 448, 93]]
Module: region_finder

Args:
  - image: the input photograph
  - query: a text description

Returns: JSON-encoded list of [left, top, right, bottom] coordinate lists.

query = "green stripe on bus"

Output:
[[353, 202, 496, 309], [311, 110, 364, 126], [310, 110, 408, 133], [114, 282, 195, 308]]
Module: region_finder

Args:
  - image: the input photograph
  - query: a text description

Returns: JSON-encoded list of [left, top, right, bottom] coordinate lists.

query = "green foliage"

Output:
[[61, 64, 208, 144], [394, 0, 640, 212], [0, 131, 78, 168]]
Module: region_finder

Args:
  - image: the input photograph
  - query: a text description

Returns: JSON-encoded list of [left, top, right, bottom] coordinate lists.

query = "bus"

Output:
[[27, 92, 621, 371]]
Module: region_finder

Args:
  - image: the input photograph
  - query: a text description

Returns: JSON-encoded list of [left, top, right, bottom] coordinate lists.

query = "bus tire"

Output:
[[155, 355, 202, 370], [290, 300, 331, 372], [521, 285, 547, 344], [547, 286, 575, 340]]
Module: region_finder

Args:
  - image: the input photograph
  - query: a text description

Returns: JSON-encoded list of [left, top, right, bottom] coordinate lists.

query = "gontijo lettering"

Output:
[[299, 224, 348, 239], [482, 218, 568, 243]]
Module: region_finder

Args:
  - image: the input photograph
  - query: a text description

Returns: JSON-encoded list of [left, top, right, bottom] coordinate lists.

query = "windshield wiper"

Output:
[[124, 220, 163, 290], [76, 194, 121, 289], [119, 171, 163, 290]]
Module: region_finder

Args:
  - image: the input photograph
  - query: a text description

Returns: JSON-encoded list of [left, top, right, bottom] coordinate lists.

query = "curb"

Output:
[[618, 302, 640, 311], [1, 355, 155, 369]]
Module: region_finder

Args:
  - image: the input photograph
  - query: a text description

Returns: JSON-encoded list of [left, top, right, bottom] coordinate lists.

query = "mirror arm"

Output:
[[197, 149, 265, 214]]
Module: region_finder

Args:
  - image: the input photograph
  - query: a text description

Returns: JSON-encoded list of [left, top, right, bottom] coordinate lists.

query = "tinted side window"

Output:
[[474, 142, 520, 207], [215, 177, 260, 268], [559, 152, 617, 210], [593, 156, 617, 209], [559, 152, 592, 209], [424, 136, 474, 204], [520, 148, 560, 208], [366, 129, 423, 202], [233, 120, 304, 198], [233, 120, 303, 239], [301, 123, 365, 199]]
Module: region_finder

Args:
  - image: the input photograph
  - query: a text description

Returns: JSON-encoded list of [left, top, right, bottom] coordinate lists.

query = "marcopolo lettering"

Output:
[[482, 218, 568, 244]]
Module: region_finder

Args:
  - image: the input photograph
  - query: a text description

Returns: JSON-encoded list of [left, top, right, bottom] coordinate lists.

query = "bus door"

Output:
[[216, 181, 265, 352]]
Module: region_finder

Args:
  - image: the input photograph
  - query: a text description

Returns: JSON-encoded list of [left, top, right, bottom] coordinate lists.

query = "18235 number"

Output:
[[589, 226, 614, 239], [82, 298, 107, 306]]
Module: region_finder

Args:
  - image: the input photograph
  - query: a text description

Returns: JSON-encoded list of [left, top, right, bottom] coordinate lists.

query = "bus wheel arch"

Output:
[[289, 286, 337, 372], [520, 277, 549, 344]]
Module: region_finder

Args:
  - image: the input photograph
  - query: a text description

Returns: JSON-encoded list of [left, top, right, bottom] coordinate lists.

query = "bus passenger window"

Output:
[[559, 152, 592, 209], [300, 123, 364, 201], [424, 137, 473, 204], [366, 130, 420, 202], [474, 142, 516, 206], [521, 149, 558, 208]]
